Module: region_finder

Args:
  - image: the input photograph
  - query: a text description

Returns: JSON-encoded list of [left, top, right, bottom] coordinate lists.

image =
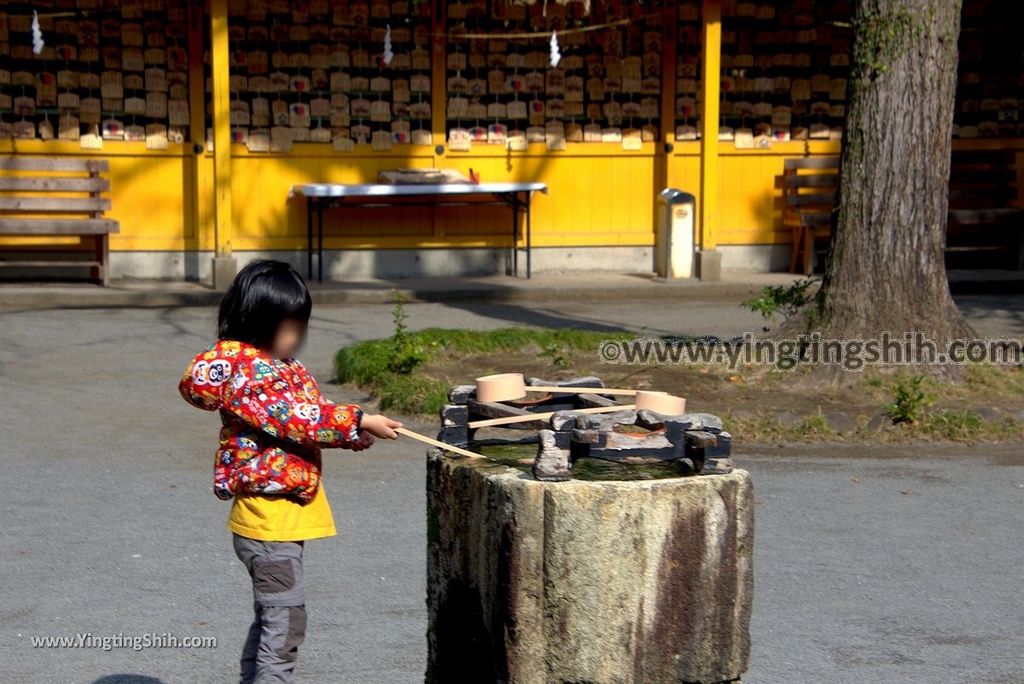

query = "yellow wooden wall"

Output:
[[7, 137, 1024, 255], [0, 143, 665, 252], [223, 142, 663, 252]]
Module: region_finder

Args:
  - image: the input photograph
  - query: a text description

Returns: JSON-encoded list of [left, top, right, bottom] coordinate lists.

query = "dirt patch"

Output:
[[336, 327, 1024, 444], [410, 348, 1024, 444]]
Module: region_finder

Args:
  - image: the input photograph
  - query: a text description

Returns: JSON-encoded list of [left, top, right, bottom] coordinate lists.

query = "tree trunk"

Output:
[[425, 448, 754, 684], [788, 0, 975, 377]]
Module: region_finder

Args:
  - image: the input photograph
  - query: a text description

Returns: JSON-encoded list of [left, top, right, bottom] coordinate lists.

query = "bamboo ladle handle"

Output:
[[475, 373, 643, 403], [522, 386, 638, 396], [469, 403, 636, 429], [395, 427, 487, 459]]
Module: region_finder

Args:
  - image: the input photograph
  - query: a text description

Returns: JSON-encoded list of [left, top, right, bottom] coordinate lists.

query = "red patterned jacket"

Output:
[[179, 339, 363, 503]]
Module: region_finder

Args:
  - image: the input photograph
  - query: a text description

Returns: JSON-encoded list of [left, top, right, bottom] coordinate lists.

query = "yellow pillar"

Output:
[[186, 1, 210, 256], [652, 0, 679, 265], [430, 0, 447, 239], [430, 1, 447, 154], [699, 0, 721, 252], [210, 0, 233, 259], [657, 0, 678, 176]]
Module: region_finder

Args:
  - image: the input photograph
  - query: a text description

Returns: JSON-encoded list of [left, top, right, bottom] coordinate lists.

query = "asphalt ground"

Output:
[[1, 300, 1022, 683]]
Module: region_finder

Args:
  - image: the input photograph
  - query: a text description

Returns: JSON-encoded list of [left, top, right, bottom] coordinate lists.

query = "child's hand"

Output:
[[360, 413, 403, 439]]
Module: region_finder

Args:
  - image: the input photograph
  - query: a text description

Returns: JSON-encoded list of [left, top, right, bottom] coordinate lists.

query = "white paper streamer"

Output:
[[383, 25, 394, 66], [549, 30, 561, 68], [32, 11, 45, 55]]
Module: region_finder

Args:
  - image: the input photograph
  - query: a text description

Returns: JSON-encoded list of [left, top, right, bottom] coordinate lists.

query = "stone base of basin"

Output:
[[425, 448, 754, 684]]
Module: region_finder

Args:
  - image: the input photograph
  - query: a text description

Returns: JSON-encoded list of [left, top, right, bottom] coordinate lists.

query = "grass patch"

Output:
[[336, 326, 636, 385], [335, 325, 633, 414], [724, 407, 1023, 444], [741, 277, 816, 321], [723, 410, 842, 442], [335, 293, 638, 415], [964, 362, 1024, 396], [916, 410, 983, 441], [884, 375, 934, 424], [376, 374, 451, 416], [793, 412, 838, 439]]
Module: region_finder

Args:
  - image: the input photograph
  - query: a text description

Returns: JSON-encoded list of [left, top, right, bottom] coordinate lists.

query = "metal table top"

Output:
[[290, 182, 548, 199]]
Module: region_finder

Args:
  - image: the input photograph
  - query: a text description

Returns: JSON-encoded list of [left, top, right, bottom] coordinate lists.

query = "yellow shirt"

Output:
[[227, 483, 337, 542]]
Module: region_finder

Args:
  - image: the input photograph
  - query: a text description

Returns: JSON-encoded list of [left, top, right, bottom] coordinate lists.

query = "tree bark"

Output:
[[785, 0, 975, 378]]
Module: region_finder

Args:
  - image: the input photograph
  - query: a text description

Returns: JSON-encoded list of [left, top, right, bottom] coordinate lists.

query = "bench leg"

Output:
[[789, 226, 802, 273], [802, 225, 814, 275], [95, 233, 109, 286]]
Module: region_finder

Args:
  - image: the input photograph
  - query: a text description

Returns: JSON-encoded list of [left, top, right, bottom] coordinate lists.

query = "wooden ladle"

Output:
[[391, 392, 685, 456], [468, 389, 686, 428], [475, 372, 638, 402]]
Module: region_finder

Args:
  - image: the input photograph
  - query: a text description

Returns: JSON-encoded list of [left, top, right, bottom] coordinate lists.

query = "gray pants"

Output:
[[232, 533, 307, 684]]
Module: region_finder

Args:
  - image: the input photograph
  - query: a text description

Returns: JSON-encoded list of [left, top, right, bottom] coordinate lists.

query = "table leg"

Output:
[[511, 196, 520, 277], [525, 192, 532, 279], [318, 202, 325, 282], [306, 197, 314, 280]]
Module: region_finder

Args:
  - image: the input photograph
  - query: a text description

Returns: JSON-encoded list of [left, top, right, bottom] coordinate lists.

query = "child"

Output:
[[178, 259, 403, 683]]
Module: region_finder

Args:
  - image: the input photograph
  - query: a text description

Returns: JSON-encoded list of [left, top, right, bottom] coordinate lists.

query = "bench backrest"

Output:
[[782, 157, 840, 212], [948, 150, 1019, 210], [0, 157, 112, 221], [781, 152, 1020, 213]]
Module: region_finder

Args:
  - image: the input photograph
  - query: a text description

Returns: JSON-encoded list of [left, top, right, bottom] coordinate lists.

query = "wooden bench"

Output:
[[782, 152, 1024, 274], [0, 157, 119, 285], [782, 157, 838, 274], [946, 149, 1024, 270]]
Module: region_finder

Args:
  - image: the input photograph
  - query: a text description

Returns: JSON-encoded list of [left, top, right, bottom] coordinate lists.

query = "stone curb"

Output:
[[0, 278, 775, 310]]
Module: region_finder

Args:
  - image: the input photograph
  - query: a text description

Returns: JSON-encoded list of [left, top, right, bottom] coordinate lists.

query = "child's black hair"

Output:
[[217, 259, 312, 350]]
